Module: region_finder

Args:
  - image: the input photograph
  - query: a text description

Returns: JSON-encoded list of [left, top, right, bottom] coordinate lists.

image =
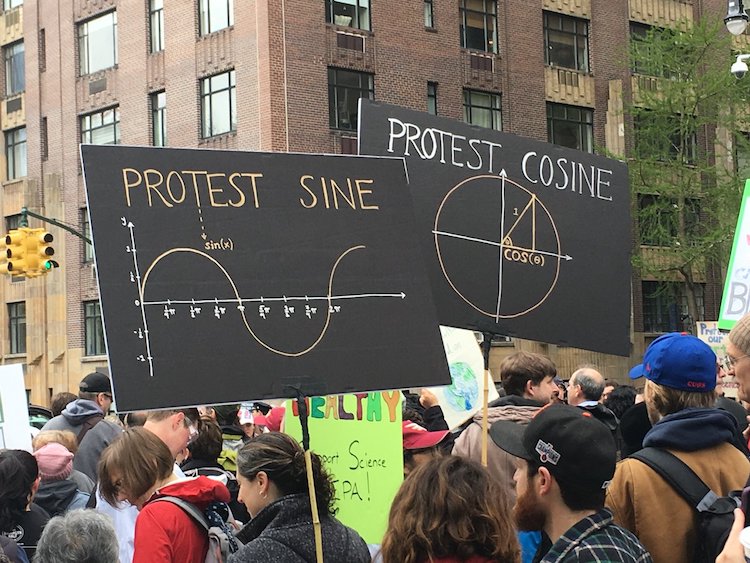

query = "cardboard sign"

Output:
[[427, 326, 499, 429], [719, 181, 750, 331], [696, 321, 736, 398], [358, 101, 631, 356], [284, 391, 402, 544], [0, 364, 32, 450], [81, 145, 450, 411]]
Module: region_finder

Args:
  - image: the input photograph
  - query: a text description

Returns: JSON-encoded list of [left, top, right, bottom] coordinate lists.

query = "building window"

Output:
[[84, 301, 106, 356], [82, 208, 93, 263], [634, 111, 696, 164], [151, 91, 166, 146], [38, 30, 46, 72], [544, 12, 589, 72], [424, 0, 434, 28], [149, 0, 164, 53], [459, 0, 497, 53], [630, 23, 678, 78], [5, 127, 26, 180], [463, 89, 501, 130], [642, 281, 704, 333], [3, 0, 21, 10], [325, 0, 370, 30], [328, 68, 374, 131], [637, 193, 701, 247], [199, 0, 234, 36], [4, 41, 24, 95], [8, 302, 25, 355], [547, 103, 593, 153], [81, 107, 120, 145], [78, 11, 117, 75], [40, 116, 48, 161], [200, 70, 236, 138], [427, 82, 438, 115]]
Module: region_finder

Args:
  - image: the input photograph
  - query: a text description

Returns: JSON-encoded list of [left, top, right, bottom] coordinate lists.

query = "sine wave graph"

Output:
[[122, 219, 407, 377]]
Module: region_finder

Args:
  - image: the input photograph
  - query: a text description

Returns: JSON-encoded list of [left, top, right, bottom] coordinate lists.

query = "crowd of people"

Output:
[[2, 312, 750, 562]]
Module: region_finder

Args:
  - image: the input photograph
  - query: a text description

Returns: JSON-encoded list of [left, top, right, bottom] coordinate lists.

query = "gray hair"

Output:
[[570, 367, 605, 401], [33, 510, 118, 563]]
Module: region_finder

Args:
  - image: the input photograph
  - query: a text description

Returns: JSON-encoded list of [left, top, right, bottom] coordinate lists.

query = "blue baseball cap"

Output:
[[628, 332, 716, 393]]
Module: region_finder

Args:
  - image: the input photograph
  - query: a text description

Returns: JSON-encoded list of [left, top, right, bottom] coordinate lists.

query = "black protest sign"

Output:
[[81, 145, 449, 411], [359, 100, 630, 356]]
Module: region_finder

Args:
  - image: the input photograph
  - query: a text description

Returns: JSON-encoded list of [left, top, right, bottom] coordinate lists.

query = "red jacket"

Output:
[[133, 476, 230, 563]]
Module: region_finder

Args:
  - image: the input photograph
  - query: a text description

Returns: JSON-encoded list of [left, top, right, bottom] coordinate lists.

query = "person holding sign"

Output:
[[231, 432, 370, 563], [380, 455, 520, 563]]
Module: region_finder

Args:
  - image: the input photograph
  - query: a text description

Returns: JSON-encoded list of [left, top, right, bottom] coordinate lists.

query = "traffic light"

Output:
[[3, 229, 28, 275], [25, 228, 57, 277]]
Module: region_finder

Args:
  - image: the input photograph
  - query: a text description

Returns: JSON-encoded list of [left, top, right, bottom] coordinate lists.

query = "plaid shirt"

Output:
[[541, 508, 652, 563]]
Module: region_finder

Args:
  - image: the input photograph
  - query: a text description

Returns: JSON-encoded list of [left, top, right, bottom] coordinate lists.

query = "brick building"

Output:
[[0, 0, 732, 405]]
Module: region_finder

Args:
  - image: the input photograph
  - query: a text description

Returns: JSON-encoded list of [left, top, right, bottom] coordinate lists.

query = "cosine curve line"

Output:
[[140, 245, 366, 357]]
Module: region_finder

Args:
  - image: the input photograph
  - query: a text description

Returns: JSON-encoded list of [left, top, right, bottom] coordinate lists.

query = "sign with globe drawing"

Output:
[[359, 100, 631, 356]]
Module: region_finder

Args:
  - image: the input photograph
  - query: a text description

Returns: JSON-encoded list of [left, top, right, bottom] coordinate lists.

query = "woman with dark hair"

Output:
[[230, 432, 370, 563], [98, 427, 230, 563], [0, 449, 50, 559], [380, 455, 520, 563]]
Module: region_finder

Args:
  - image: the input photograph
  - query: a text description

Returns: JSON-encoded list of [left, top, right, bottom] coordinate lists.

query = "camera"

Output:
[[732, 55, 750, 79]]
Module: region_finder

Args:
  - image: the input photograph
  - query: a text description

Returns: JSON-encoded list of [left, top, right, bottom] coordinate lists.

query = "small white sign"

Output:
[[427, 326, 499, 430], [696, 321, 737, 399], [0, 364, 31, 450]]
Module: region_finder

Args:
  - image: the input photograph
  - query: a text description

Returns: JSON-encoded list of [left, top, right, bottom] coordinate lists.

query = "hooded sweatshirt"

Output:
[[453, 395, 544, 501], [33, 480, 89, 518], [133, 476, 230, 563], [41, 399, 103, 435], [607, 408, 750, 563]]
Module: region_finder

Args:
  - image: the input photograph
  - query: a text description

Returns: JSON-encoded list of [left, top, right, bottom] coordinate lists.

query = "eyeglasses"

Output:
[[723, 354, 749, 370], [183, 416, 199, 445], [102, 393, 113, 400]]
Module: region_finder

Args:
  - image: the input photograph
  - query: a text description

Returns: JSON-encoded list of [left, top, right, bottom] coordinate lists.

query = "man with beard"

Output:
[[490, 404, 651, 563]]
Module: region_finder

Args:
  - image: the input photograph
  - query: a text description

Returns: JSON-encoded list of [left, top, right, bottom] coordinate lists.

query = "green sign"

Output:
[[720, 181, 750, 330], [285, 391, 403, 545]]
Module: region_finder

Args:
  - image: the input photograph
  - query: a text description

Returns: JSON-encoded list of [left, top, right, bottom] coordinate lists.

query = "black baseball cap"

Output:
[[79, 372, 111, 394], [490, 404, 616, 491]]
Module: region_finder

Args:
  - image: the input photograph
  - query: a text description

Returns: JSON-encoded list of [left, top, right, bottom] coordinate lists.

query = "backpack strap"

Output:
[[76, 413, 104, 444], [630, 447, 718, 512], [152, 496, 210, 531]]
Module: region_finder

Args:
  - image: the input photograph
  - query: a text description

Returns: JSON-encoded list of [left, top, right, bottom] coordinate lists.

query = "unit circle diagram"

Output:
[[433, 174, 570, 320]]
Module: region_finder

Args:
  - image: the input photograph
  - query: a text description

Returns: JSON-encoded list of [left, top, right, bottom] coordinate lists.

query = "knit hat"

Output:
[[33, 443, 73, 482], [729, 313, 750, 357]]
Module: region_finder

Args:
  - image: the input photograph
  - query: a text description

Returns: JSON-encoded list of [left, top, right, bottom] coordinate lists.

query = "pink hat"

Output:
[[402, 420, 449, 450], [33, 443, 73, 482]]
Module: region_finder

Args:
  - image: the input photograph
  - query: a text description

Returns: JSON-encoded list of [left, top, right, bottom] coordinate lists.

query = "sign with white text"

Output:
[[696, 321, 736, 398], [359, 101, 631, 355]]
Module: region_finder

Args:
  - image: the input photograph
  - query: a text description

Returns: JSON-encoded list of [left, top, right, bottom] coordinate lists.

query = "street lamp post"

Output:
[[726, 0, 750, 35]]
